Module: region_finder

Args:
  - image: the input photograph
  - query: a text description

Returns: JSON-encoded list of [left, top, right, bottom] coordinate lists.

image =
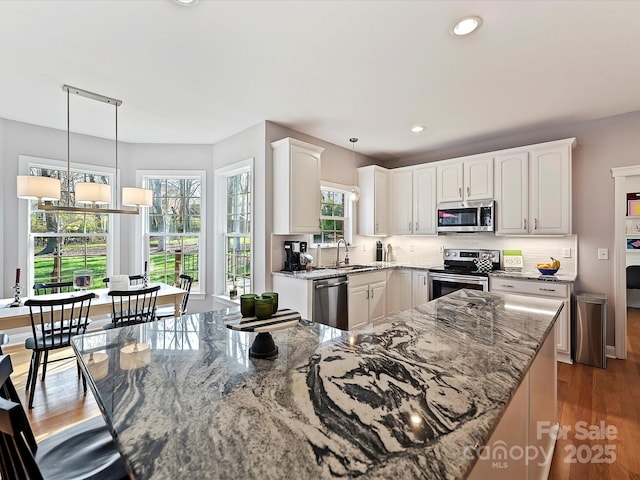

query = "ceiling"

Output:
[[0, 0, 639, 161]]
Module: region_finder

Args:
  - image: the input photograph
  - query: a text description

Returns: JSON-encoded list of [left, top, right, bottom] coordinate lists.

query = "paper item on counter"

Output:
[[502, 249, 524, 271]]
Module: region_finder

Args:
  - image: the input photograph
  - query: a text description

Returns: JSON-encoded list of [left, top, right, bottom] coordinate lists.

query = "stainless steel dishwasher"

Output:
[[313, 276, 349, 330]]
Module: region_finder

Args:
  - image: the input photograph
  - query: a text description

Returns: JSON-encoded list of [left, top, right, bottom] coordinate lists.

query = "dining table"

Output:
[[71, 290, 561, 480], [0, 283, 186, 330]]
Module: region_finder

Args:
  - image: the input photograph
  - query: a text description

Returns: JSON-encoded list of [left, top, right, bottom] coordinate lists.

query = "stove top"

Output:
[[430, 248, 501, 276]]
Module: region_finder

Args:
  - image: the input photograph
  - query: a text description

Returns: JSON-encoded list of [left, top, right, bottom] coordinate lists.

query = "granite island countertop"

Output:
[[72, 289, 562, 480]]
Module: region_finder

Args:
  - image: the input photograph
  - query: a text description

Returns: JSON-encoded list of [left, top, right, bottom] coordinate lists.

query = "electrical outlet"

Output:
[[562, 248, 571, 258], [409, 244, 415, 252], [362, 243, 367, 252], [597, 248, 609, 260]]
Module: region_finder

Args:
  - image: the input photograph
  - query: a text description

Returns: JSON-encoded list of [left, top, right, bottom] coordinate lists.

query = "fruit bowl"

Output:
[[537, 267, 559, 276]]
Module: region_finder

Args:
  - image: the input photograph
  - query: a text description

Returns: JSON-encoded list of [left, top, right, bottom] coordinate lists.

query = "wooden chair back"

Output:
[[108, 285, 160, 328], [33, 281, 74, 296]]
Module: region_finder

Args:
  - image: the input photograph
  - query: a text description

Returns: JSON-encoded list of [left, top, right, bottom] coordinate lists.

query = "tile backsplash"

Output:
[[271, 234, 578, 275]]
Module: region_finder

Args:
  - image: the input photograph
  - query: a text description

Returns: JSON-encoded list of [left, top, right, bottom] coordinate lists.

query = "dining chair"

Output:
[[105, 285, 160, 330], [33, 281, 75, 295], [0, 355, 128, 480], [155, 274, 194, 319], [24, 292, 94, 409], [103, 274, 144, 286]]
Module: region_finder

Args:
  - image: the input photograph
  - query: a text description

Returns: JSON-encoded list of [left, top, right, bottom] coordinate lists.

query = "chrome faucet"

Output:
[[336, 239, 349, 266]]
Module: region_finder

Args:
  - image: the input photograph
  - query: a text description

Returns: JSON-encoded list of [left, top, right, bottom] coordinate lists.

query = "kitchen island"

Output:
[[72, 289, 561, 479]]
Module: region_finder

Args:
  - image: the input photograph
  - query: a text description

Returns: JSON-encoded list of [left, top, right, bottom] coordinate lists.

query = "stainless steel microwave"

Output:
[[437, 200, 494, 233]]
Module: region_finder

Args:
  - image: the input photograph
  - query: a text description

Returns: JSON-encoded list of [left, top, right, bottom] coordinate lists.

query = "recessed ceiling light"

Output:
[[173, 0, 198, 6], [451, 16, 482, 36], [411, 125, 425, 133]]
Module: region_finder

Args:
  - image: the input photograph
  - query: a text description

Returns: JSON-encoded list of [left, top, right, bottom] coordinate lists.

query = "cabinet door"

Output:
[[413, 166, 437, 235], [290, 144, 322, 233], [437, 163, 463, 202], [494, 152, 528, 235], [369, 280, 387, 323], [464, 157, 493, 200], [529, 329, 557, 480], [556, 299, 570, 356], [412, 270, 429, 307], [386, 269, 412, 315], [468, 373, 529, 480], [529, 145, 571, 235], [390, 170, 414, 235], [374, 169, 389, 235], [348, 284, 369, 330]]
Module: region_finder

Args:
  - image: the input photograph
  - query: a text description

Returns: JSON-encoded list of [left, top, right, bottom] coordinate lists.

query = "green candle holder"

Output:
[[261, 292, 279, 314], [255, 296, 273, 320], [240, 294, 258, 317]]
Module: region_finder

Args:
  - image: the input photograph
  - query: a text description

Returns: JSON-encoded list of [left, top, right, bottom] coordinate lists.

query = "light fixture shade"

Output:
[[76, 182, 111, 205], [122, 187, 153, 207], [350, 185, 361, 202], [17, 176, 61, 201]]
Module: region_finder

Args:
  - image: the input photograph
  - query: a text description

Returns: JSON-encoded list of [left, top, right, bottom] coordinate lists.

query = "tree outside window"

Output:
[[145, 176, 202, 291], [28, 166, 110, 289], [314, 188, 346, 245], [225, 171, 251, 295]]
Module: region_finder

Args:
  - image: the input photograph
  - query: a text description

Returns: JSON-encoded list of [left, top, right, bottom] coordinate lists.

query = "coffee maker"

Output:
[[284, 241, 308, 271]]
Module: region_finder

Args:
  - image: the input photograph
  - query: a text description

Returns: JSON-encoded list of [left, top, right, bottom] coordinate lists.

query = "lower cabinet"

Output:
[[469, 328, 557, 480], [489, 277, 572, 364], [386, 269, 412, 315], [348, 271, 387, 330], [412, 270, 429, 308]]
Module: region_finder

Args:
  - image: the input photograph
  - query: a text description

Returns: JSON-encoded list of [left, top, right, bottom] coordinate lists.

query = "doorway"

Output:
[[611, 166, 640, 360]]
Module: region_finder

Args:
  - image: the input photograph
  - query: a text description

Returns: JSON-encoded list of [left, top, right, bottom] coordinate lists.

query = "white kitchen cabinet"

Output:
[[494, 151, 529, 234], [412, 270, 429, 307], [490, 276, 572, 363], [494, 138, 574, 235], [358, 165, 389, 236], [469, 328, 557, 480], [436, 156, 493, 203], [348, 271, 387, 329], [271, 137, 323, 234], [389, 166, 436, 235], [437, 162, 463, 202], [386, 269, 412, 315]]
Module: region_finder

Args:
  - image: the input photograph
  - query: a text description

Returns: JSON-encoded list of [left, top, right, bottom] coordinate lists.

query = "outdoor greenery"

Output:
[[314, 189, 345, 244]]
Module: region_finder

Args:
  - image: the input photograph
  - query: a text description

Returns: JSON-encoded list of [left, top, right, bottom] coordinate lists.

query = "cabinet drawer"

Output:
[[490, 277, 568, 298], [348, 270, 386, 288]]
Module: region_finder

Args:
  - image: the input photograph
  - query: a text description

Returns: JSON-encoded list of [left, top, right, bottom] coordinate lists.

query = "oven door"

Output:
[[428, 272, 488, 300]]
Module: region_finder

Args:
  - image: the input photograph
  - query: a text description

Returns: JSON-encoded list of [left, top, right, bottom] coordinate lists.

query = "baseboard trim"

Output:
[[606, 345, 616, 359]]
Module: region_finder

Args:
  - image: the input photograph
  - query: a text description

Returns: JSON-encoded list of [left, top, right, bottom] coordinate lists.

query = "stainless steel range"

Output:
[[428, 248, 500, 300]]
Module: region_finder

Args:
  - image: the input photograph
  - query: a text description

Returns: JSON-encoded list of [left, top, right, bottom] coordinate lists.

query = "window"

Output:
[[21, 156, 114, 291], [142, 173, 205, 293], [225, 170, 252, 296], [313, 185, 353, 245]]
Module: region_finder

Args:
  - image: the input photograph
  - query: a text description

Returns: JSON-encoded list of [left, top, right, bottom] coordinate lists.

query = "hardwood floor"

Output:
[[549, 308, 640, 480], [2, 312, 640, 477]]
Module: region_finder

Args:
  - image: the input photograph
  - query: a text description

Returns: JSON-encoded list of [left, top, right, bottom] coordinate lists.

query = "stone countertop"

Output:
[[272, 262, 434, 280], [489, 269, 577, 283], [72, 289, 562, 480]]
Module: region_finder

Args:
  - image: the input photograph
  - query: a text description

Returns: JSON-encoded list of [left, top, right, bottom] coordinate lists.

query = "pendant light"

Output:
[[16, 84, 153, 214], [349, 137, 361, 202]]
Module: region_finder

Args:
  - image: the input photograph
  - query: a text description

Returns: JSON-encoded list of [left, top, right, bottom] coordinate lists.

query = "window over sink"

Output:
[[313, 183, 354, 247]]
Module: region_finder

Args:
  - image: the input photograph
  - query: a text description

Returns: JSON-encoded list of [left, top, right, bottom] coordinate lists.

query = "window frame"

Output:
[[18, 155, 118, 293], [214, 158, 254, 298], [313, 181, 354, 247], [136, 170, 207, 296]]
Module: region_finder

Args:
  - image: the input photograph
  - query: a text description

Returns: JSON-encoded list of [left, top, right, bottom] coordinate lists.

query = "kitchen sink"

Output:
[[335, 264, 371, 271]]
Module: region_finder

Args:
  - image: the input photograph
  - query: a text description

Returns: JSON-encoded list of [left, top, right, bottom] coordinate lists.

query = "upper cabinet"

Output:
[[494, 138, 574, 235], [272, 137, 323, 234], [437, 156, 493, 203], [390, 165, 436, 235], [358, 165, 389, 236]]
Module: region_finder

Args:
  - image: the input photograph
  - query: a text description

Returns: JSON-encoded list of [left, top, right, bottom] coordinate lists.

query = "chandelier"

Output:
[[16, 84, 152, 214]]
